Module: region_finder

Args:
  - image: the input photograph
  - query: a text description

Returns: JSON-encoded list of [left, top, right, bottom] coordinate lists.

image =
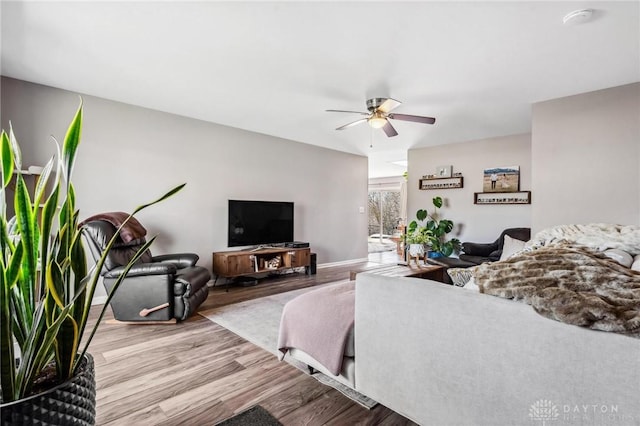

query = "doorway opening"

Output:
[[367, 176, 406, 255]]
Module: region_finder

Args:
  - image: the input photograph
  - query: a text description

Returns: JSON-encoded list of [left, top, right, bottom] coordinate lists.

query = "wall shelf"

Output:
[[419, 176, 464, 190], [474, 191, 531, 205]]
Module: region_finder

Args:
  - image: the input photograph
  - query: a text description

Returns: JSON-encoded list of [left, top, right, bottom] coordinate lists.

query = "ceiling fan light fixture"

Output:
[[328, 98, 435, 137], [368, 114, 387, 129]]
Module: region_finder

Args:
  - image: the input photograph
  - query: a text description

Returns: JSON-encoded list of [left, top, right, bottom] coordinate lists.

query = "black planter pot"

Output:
[[0, 354, 96, 426]]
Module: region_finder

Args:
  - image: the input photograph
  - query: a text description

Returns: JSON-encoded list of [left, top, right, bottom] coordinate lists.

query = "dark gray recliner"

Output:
[[82, 218, 210, 322]]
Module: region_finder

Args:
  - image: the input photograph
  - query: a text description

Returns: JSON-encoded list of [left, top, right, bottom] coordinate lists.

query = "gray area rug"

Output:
[[215, 405, 282, 426], [199, 280, 377, 409]]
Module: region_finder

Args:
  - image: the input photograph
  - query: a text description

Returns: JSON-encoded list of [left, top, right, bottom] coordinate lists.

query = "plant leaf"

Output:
[[33, 155, 55, 209], [6, 240, 24, 288], [39, 184, 60, 293], [439, 220, 453, 234], [61, 101, 83, 184], [432, 196, 443, 209], [416, 209, 428, 222], [0, 131, 14, 188], [8, 124, 22, 171], [70, 229, 87, 329], [54, 315, 78, 380], [14, 174, 37, 317], [0, 259, 16, 402], [132, 183, 186, 214], [46, 260, 65, 309]]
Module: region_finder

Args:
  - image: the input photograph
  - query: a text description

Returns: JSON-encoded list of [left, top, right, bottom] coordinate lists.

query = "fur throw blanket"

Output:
[[526, 223, 640, 255], [474, 244, 640, 337]]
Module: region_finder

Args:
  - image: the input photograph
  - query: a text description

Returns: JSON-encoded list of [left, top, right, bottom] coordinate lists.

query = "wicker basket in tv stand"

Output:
[[212, 247, 311, 285]]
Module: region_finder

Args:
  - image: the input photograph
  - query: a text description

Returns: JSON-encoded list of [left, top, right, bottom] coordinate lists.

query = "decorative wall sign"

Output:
[[474, 191, 531, 205], [483, 166, 520, 193], [419, 176, 464, 190]]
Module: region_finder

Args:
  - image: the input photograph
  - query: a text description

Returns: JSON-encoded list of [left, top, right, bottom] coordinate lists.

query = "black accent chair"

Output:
[[82, 219, 210, 322], [459, 227, 531, 265]]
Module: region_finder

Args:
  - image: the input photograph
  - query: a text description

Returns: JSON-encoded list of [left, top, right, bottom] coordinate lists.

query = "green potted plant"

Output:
[[406, 209, 433, 258], [411, 196, 461, 258], [0, 102, 183, 425]]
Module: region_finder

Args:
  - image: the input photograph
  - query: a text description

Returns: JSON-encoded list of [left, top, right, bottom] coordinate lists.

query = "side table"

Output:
[[350, 263, 446, 283]]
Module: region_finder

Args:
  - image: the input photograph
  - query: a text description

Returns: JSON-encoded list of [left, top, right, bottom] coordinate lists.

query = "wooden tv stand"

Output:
[[212, 246, 311, 279]]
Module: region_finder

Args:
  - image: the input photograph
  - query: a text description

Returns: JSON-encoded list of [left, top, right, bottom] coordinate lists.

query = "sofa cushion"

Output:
[[463, 276, 480, 292], [632, 255, 640, 272], [603, 249, 633, 268], [447, 267, 475, 287], [459, 254, 492, 265], [499, 235, 527, 261], [461, 241, 497, 257], [428, 257, 476, 268], [488, 250, 502, 260]]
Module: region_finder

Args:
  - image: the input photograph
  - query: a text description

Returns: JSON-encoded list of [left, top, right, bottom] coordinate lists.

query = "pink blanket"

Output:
[[277, 282, 355, 376]]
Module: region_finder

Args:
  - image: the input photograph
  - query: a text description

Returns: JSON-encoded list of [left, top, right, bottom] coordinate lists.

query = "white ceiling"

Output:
[[1, 1, 639, 178]]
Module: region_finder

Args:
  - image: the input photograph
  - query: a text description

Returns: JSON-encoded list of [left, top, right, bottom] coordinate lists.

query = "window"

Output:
[[368, 190, 401, 253]]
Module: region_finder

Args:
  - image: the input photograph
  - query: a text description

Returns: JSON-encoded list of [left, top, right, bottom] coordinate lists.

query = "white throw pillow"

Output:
[[630, 254, 640, 272], [499, 235, 527, 261], [603, 249, 633, 268], [463, 277, 480, 292], [447, 267, 475, 287]]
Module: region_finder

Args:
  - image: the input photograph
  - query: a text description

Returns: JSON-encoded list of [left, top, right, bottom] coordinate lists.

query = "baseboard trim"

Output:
[[92, 295, 108, 306], [317, 258, 368, 269]]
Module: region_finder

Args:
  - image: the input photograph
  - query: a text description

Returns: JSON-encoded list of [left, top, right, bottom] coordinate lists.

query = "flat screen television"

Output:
[[228, 200, 294, 247]]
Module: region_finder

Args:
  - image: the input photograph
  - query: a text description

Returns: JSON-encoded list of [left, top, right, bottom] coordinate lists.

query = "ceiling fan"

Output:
[[326, 98, 436, 137]]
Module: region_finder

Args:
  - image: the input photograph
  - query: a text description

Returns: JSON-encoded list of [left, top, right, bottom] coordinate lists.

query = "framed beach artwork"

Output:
[[483, 166, 520, 193]]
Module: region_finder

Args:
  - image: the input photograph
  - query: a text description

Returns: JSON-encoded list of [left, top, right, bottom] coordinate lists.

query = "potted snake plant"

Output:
[[0, 102, 183, 425]]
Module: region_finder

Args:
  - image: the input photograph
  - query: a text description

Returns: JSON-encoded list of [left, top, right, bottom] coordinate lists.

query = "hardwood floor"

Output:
[[89, 251, 417, 425]]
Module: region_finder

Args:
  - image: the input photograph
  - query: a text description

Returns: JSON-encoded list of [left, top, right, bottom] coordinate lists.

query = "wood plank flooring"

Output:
[[88, 251, 417, 425]]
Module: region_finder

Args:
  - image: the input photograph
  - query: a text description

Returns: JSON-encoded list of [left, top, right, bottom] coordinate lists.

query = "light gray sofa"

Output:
[[355, 273, 640, 426]]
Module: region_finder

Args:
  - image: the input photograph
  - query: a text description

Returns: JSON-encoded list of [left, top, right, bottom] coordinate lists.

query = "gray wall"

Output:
[[531, 82, 640, 232], [408, 133, 532, 244], [1, 77, 369, 276]]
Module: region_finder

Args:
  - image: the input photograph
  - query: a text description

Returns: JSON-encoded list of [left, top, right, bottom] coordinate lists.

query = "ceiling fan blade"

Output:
[[336, 118, 368, 130], [382, 120, 398, 137], [377, 98, 402, 113], [326, 109, 369, 116], [388, 113, 436, 125]]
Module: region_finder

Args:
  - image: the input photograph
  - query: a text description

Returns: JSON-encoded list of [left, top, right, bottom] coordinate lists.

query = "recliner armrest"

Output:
[[461, 241, 499, 257], [152, 253, 200, 268], [104, 262, 177, 279]]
